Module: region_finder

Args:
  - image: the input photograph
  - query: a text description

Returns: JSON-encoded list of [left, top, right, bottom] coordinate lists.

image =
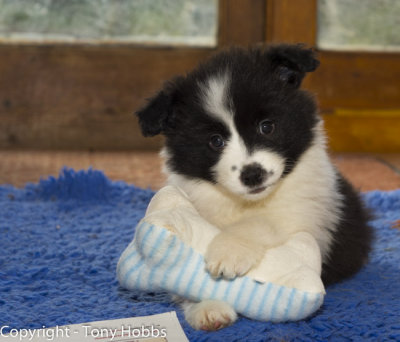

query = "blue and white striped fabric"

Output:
[[117, 221, 324, 322]]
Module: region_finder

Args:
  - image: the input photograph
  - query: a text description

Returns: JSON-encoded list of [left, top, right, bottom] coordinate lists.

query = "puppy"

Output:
[[135, 44, 373, 330]]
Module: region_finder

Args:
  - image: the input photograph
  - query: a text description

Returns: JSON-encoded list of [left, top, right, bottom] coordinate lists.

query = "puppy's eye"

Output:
[[259, 120, 275, 135], [209, 134, 225, 151]]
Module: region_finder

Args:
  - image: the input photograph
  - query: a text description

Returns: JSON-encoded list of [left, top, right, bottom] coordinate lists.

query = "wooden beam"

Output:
[[266, 0, 317, 45], [219, 0, 266, 47], [324, 115, 400, 153], [0, 45, 211, 150]]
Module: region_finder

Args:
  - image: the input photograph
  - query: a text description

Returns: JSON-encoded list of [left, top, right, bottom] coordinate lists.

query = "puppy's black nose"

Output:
[[240, 163, 267, 187]]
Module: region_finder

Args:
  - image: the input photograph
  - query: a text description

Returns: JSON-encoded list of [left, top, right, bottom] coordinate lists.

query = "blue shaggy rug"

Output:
[[1, 169, 399, 341]]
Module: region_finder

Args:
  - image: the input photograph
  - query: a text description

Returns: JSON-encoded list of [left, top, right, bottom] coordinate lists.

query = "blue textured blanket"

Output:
[[1, 169, 399, 341]]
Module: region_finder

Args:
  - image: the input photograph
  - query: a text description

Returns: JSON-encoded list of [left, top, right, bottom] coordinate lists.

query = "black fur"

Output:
[[136, 91, 172, 137], [322, 175, 374, 286]]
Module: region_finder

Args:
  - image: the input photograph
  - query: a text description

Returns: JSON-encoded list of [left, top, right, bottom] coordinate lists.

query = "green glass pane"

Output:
[[0, 0, 218, 46], [317, 0, 400, 51]]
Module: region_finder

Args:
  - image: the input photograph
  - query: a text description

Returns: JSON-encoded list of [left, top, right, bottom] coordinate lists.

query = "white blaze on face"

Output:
[[201, 73, 232, 120], [200, 73, 285, 200]]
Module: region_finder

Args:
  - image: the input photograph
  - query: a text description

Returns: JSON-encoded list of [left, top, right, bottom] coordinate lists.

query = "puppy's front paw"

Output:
[[205, 234, 262, 279], [183, 300, 237, 331]]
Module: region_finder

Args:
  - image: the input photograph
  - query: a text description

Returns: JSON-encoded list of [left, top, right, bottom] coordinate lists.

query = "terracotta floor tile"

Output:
[[1, 151, 399, 192], [332, 154, 400, 192]]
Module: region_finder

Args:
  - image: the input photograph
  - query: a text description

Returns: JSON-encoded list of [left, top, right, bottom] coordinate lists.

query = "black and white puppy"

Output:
[[136, 44, 373, 330]]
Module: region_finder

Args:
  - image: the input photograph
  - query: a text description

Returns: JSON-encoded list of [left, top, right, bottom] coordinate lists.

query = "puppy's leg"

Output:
[[147, 187, 237, 330], [247, 231, 325, 293], [205, 232, 265, 279], [181, 298, 237, 331], [205, 216, 282, 279], [145, 185, 221, 254]]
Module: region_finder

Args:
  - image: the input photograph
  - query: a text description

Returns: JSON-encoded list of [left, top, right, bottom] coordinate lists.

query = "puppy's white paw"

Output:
[[183, 300, 237, 331], [205, 234, 262, 279]]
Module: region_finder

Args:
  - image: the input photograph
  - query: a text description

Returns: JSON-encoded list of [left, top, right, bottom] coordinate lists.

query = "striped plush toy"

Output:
[[117, 186, 325, 322]]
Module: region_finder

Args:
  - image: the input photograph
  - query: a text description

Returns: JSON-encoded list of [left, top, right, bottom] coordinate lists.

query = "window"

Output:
[[317, 0, 400, 52], [0, 0, 266, 150], [0, 0, 219, 46], [1, 0, 399, 152], [267, 0, 400, 152]]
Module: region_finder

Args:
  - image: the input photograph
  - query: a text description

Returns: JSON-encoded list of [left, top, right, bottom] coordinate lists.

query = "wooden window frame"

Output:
[[266, 0, 400, 152], [1, 0, 399, 152], [0, 0, 266, 150]]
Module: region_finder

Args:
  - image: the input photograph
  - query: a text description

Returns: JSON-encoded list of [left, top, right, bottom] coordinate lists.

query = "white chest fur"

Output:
[[163, 128, 342, 261]]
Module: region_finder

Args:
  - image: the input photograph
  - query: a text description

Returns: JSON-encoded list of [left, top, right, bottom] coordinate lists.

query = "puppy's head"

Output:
[[136, 44, 320, 201]]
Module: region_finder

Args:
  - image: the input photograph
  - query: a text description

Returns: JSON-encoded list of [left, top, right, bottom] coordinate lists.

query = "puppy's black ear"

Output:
[[135, 90, 173, 137], [268, 44, 319, 88]]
